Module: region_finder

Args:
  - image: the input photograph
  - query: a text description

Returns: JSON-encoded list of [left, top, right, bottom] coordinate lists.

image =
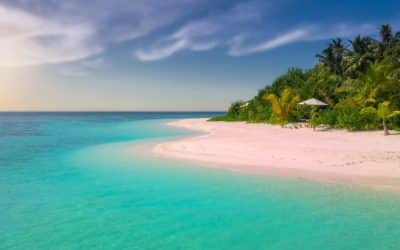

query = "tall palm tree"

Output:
[[378, 24, 394, 58], [264, 87, 300, 125], [387, 31, 400, 64], [380, 24, 393, 47], [317, 38, 346, 76], [317, 46, 335, 71], [343, 36, 374, 77]]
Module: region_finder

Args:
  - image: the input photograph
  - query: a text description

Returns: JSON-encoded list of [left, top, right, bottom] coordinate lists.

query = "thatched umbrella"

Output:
[[298, 98, 328, 106], [298, 98, 328, 130]]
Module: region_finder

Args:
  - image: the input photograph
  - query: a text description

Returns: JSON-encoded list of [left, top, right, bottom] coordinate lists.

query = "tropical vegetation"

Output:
[[210, 24, 400, 134]]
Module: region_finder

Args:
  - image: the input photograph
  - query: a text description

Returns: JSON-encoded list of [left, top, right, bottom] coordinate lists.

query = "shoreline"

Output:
[[152, 118, 400, 191]]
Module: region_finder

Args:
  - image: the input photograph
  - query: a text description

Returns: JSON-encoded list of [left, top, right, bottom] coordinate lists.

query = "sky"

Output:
[[0, 0, 399, 111]]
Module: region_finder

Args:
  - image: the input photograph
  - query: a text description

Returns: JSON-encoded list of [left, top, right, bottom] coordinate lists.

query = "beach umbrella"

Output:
[[298, 98, 328, 106], [298, 98, 328, 130]]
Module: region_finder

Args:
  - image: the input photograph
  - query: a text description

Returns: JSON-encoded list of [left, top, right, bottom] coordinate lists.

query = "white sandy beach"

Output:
[[153, 118, 400, 189]]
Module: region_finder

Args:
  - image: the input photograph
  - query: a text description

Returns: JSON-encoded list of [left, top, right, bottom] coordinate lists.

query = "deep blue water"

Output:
[[1, 112, 400, 250]]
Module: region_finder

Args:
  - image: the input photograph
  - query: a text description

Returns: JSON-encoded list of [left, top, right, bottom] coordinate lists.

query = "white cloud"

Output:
[[135, 40, 188, 62], [133, 2, 381, 62], [0, 0, 388, 66], [135, 39, 220, 62], [191, 41, 220, 51], [134, 21, 219, 61], [228, 29, 310, 56], [134, 17, 223, 62], [0, 4, 101, 67], [227, 22, 380, 57], [0, 0, 203, 67], [134, 1, 263, 61]]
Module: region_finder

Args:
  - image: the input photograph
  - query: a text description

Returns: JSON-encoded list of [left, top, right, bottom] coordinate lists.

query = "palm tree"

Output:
[[343, 36, 374, 77], [377, 101, 400, 135], [380, 24, 393, 47], [264, 87, 300, 125], [356, 62, 389, 105], [360, 61, 400, 107], [317, 38, 347, 76], [378, 24, 394, 58]]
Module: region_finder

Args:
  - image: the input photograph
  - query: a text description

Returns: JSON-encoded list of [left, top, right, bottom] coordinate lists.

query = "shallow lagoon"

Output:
[[1, 112, 400, 249]]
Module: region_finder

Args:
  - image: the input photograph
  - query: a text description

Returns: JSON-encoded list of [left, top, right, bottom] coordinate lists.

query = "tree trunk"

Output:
[[383, 119, 389, 136]]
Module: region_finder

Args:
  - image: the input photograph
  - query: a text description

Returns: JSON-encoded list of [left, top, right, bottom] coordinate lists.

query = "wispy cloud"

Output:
[[228, 29, 310, 56], [227, 23, 380, 56], [0, 4, 100, 67], [134, 1, 264, 61], [0, 0, 204, 67], [135, 40, 188, 62], [133, 1, 381, 62], [0, 0, 393, 66]]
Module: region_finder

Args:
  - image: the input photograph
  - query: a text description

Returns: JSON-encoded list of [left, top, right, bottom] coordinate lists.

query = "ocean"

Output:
[[1, 112, 400, 250]]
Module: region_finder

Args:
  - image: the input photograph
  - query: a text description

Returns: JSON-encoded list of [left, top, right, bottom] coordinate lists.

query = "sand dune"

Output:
[[153, 118, 400, 189]]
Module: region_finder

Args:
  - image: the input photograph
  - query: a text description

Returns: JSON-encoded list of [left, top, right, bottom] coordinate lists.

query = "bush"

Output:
[[311, 109, 337, 127], [291, 106, 310, 122], [255, 105, 272, 122], [335, 106, 380, 131], [360, 107, 380, 130], [210, 101, 249, 121], [227, 101, 244, 117], [336, 107, 364, 131]]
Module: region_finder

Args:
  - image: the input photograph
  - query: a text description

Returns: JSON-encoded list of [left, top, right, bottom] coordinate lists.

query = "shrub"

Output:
[[255, 105, 272, 122], [390, 115, 400, 130], [227, 101, 244, 117], [290, 106, 310, 122], [335, 106, 381, 131], [311, 109, 337, 127], [360, 107, 380, 130], [336, 107, 364, 131]]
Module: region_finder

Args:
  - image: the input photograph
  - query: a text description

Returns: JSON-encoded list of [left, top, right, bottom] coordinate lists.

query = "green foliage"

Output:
[[335, 107, 364, 131], [377, 100, 400, 120], [333, 106, 381, 131], [360, 107, 380, 130], [317, 38, 346, 76], [264, 87, 300, 125], [208, 101, 247, 121], [227, 101, 244, 117], [268, 68, 308, 96], [377, 101, 391, 120], [390, 115, 400, 130], [377, 101, 400, 135], [291, 105, 310, 122], [210, 23, 400, 132], [245, 99, 272, 122], [311, 109, 338, 127], [311, 107, 379, 131], [208, 115, 241, 122]]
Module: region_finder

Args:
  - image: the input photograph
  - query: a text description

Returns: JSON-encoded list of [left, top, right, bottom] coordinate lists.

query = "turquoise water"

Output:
[[1, 112, 400, 250]]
